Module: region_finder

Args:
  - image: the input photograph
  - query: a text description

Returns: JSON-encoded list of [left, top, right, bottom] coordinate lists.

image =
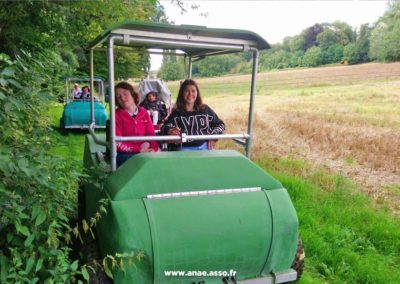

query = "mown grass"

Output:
[[47, 103, 86, 160], [167, 80, 252, 98], [256, 156, 400, 283]]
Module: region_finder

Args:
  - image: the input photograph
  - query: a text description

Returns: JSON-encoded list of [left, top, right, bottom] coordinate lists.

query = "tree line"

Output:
[[158, 0, 400, 80]]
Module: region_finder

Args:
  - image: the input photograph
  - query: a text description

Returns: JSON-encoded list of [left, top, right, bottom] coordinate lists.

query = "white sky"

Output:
[[151, 0, 389, 70]]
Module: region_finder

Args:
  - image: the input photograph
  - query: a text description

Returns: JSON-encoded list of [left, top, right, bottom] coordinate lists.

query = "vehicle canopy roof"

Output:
[[66, 75, 105, 83], [89, 20, 270, 57]]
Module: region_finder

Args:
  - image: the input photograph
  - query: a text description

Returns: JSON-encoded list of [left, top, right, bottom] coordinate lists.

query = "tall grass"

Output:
[[257, 156, 400, 283]]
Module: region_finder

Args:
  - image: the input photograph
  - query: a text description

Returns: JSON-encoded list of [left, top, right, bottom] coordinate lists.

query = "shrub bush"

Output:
[[0, 52, 85, 282]]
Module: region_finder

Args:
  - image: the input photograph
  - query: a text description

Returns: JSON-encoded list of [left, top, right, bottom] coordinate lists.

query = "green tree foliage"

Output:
[[322, 44, 344, 64], [343, 24, 372, 64], [0, 0, 160, 79], [329, 21, 356, 45], [159, 53, 244, 79], [356, 24, 373, 63], [299, 23, 324, 51], [0, 1, 69, 55], [317, 29, 341, 51], [281, 35, 305, 52], [91, 48, 151, 80], [116, 49, 151, 80], [369, 0, 400, 62], [0, 0, 159, 54], [157, 54, 185, 81], [316, 22, 355, 64], [260, 49, 295, 70], [303, 46, 323, 67], [192, 55, 242, 77]]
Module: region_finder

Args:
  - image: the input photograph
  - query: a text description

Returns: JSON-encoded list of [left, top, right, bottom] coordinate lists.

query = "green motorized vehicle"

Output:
[[59, 76, 108, 134], [80, 21, 304, 283]]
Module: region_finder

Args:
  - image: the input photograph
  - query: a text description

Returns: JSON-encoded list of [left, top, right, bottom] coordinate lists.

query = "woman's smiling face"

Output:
[[183, 84, 198, 108]]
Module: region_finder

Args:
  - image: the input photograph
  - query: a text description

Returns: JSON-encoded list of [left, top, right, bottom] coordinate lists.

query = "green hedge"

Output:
[[0, 52, 86, 282]]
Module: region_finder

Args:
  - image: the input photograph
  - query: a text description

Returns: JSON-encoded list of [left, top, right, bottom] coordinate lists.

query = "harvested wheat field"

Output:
[[170, 62, 400, 213]]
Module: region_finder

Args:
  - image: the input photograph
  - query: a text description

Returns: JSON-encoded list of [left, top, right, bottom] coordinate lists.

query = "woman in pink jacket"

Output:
[[115, 81, 159, 166]]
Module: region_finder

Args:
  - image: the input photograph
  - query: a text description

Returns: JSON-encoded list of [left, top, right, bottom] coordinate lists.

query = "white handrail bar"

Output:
[[115, 133, 250, 142]]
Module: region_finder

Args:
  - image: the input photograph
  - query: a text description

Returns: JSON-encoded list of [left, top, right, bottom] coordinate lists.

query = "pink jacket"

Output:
[[115, 106, 159, 153]]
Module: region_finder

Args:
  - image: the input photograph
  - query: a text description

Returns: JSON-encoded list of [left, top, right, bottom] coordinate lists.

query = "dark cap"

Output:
[[146, 90, 157, 96]]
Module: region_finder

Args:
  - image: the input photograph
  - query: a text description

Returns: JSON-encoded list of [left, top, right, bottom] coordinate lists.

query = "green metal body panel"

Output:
[[83, 135, 298, 283], [62, 101, 108, 128], [144, 192, 273, 283]]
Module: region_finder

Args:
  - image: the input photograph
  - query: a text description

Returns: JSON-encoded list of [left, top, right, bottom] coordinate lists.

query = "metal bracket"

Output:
[[123, 34, 130, 45], [272, 269, 297, 283], [181, 132, 187, 143]]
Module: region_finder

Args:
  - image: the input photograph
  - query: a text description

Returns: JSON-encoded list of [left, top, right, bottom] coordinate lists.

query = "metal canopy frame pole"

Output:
[[100, 80, 105, 104], [66, 80, 69, 104], [90, 49, 95, 124], [108, 36, 121, 171], [246, 49, 259, 158], [183, 55, 188, 78], [188, 55, 192, 78]]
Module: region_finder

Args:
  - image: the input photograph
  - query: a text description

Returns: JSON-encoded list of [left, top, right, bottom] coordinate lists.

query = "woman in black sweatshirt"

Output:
[[160, 79, 225, 150]]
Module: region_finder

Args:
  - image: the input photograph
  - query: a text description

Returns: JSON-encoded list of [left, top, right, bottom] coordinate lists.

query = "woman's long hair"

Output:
[[175, 79, 204, 112]]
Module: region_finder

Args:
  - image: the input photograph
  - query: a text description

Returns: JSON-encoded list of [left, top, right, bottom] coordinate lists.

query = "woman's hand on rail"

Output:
[[167, 127, 181, 135], [208, 140, 216, 150], [140, 148, 155, 153]]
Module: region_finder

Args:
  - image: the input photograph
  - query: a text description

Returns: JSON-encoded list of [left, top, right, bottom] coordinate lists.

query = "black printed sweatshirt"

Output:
[[160, 104, 225, 147]]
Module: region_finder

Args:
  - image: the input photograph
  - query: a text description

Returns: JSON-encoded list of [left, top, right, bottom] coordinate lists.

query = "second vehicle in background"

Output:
[[59, 76, 108, 135]]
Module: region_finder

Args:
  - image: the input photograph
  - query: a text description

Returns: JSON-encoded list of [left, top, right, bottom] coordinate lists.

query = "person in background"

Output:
[[81, 86, 90, 100], [115, 81, 159, 166], [139, 90, 167, 125], [160, 79, 225, 151], [73, 83, 82, 99]]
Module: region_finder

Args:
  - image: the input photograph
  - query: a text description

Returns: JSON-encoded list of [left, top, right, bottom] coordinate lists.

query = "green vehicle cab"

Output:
[[80, 21, 304, 283], [59, 76, 108, 134]]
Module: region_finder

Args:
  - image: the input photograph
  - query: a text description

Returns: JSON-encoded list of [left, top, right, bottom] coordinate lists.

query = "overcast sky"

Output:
[[151, 0, 389, 70]]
